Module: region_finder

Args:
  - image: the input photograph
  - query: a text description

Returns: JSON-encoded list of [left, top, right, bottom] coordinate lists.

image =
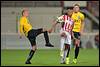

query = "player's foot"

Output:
[[73, 59, 77, 64], [60, 56, 64, 64], [25, 61, 31, 64], [60, 61, 66, 64], [66, 57, 69, 64], [45, 43, 54, 47]]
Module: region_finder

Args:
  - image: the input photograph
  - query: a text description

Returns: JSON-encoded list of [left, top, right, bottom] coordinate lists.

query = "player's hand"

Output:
[[80, 31, 83, 36], [19, 35, 22, 39], [71, 32, 74, 39], [48, 28, 53, 33], [18, 32, 22, 39], [60, 32, 67, 37]]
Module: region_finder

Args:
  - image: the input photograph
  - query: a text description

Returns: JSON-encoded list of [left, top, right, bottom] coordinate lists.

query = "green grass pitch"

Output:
[[1, 48, 99, 66]]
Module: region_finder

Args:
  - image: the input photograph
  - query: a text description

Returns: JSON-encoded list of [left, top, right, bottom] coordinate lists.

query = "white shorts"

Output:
[[60, 29, 71, 45]]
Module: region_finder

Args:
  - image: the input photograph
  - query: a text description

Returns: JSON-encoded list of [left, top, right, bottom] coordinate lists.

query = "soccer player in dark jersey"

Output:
[[19, 8, 54, 64]]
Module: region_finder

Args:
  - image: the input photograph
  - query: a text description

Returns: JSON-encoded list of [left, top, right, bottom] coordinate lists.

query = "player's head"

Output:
[[73, 4, 80, 13], [22, 8, 29, 17], [67, 9, 73, 17]]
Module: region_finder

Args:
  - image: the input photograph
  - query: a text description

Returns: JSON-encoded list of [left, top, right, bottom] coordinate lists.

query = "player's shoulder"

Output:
[[79, 12, 84, 17], [71, 12, 76, 17], [20, 16, 27, 23]]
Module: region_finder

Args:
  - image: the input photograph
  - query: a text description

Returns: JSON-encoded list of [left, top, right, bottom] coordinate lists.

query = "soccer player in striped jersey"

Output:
[[49, 9, 74, 64], [71, 4, 85, 64], [19, 8, 54, 64]]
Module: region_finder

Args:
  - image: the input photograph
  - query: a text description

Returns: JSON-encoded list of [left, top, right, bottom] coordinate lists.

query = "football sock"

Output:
[[63, 49, 68, 61], [27, 50, 35, 61], [66, 45, 70, 57], [75, 47, 79, 59], [60, 50, 64, 57], [43, 31, 49, 44]]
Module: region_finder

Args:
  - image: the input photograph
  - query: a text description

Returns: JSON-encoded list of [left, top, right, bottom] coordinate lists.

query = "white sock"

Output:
[[60, 37, 65, 57], [63, 49, 68, 62], [60, 50, 64, 57]]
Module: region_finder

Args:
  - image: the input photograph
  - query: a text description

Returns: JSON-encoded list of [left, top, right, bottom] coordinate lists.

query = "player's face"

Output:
[[23, 10, 29, 17], [73, 6, 80, 13], [67, 10, 73, 17]]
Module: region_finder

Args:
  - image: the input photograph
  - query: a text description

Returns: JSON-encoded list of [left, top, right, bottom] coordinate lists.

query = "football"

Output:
[[56, 16, 64, 23]]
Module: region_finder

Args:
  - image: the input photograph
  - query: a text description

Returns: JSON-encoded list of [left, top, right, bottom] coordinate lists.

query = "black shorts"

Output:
[[27, 28, 43, 46], [73, 32, 81, 40]]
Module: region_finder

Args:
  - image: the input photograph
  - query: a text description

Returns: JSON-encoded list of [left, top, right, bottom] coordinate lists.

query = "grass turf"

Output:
[[1, 48, 99, 66]]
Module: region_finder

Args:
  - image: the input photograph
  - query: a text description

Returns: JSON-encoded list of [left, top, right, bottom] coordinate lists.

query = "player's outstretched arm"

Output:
[[71, 22, 76, 40], [19, 24, 24, 39], [80, 20, 84, 35], [48, 20, 58, 33]]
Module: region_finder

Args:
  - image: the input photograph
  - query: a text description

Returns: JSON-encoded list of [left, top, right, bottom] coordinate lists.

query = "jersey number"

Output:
[[64, 22, 72, 32]]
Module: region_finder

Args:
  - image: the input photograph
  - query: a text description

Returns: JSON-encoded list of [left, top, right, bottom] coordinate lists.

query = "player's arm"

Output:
[[19, 18, 24, 39], [80, 14, 85, 35], [80, 20, 84, 35], [19, 24, 23, 39], [48, 16, 62, 33], [48, 20, 58, 33], [71, 21, 76, 40]]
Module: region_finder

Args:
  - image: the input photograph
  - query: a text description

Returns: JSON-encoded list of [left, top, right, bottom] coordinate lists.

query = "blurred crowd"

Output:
[[87, 1, 99, 19], [94, 34, 99, 49]]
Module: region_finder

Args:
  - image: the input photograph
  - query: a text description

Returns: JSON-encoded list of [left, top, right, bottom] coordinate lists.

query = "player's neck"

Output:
[[74, 12, 78, 13], [22, 16, 27, 18]]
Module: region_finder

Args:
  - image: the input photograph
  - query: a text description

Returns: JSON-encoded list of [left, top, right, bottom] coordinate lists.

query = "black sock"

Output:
[[66, 46, 70, 57], [43, 31, 50, 44], [26, 50, 35, 62], [75, 47, 79, 59]]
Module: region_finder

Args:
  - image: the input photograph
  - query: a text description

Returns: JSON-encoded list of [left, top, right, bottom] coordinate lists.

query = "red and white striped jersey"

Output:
[[57, 15, 74, 33]]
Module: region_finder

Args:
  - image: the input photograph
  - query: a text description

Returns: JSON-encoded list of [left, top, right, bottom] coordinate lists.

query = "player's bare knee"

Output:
[[74, 39, 79, 44], [32, 45, 36, 51], [64, 44, 69, 50], [75, 40, 80, 47], [43, 28, 47, 32]]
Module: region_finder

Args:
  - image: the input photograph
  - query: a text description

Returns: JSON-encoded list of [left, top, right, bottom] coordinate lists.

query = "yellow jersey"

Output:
[[71, 12, 84, 32], [20, 16, 32, 36]]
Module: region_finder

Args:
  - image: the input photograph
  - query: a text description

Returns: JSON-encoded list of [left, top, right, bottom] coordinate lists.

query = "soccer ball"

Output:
[[56, 16, 64, 23]]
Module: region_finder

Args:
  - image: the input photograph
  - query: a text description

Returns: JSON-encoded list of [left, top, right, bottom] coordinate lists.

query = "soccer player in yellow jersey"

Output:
[[71, 4, 85, 64], [19, 8, 54, 64]]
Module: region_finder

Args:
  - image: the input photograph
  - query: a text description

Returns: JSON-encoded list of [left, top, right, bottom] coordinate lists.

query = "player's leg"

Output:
[[60, 29, 66, 64], [43, 28, 54, 47], [63, 32, 71, 64], [74, 38, 80, 58], [73, 32, 80, 64], [35, 28, 54, 47], [60, 37, 65, 64], [25, 37, 37, 64], [25, 29, 37, 64], [64, 44, 70, 64], [25, 45, 37, 64]]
